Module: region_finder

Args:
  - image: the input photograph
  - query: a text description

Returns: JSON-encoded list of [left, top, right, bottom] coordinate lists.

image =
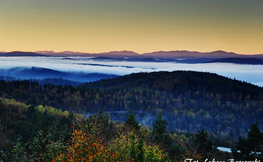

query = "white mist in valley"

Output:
[[0, 56, 262, 87]]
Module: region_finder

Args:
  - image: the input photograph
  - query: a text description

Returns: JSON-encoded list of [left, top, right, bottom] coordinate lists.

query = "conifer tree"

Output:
[[232, 121, 263, 160], [153, 112, 168, 143], [125, 109, 140, 131], [152, 112, 173, 154], [247, 122, 263, 160], [194, 128, 212, 153]]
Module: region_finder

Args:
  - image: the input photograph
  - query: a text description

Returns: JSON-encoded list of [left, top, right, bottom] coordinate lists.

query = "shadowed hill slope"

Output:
[[82, 71, 263, 100]]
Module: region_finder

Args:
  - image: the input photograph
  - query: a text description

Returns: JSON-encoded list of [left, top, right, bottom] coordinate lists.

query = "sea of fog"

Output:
[[0, 56, 262, 87]]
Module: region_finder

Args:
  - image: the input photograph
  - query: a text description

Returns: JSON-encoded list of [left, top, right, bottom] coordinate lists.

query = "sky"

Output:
[[0, 0, 262, 54]]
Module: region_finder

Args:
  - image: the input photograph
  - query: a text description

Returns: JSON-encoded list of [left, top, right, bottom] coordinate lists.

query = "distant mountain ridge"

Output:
[[141, 50, 238, 58], [1, 50, 263, 59], [207, 57, 263, 65], [0, 51, 47, 57]]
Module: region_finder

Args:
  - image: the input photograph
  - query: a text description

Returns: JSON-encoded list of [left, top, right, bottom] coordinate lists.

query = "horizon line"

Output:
[[1, 50, 263, 55]]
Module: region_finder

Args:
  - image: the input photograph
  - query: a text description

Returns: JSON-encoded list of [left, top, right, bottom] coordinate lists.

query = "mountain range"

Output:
[[206, 57, 263, 65], [1, 50, 263, 59], [1, 50, 263, 65]]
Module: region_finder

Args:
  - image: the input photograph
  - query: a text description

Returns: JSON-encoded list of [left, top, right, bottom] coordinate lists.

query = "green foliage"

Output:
[[153, 112, 168, 141], [0, 74, 263, 147], [125, 109, 140, 131], [14, 117, 33, 143], [10, 136, 27, 162], [0, 71, 263, 161], [232, 136, 251, 159], [0, 98, 73, 161], [152, 113, 171, 148], [232, 122, 263, 160], [0, 98, 247, 161], [152, 112, 176, 159], [137, 132, 145, 161], [169, 143, 185, 161], [107, 130, 170, 162], [194, 128, 213, 154], [248, 122, 263, 158]]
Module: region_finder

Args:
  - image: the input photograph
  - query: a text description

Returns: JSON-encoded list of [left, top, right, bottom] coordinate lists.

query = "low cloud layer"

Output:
[[0, 56, 262, 87]]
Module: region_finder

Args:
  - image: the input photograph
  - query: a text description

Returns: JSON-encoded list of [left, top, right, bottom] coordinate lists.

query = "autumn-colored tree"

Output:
[[53, 125, 122, 162], [180, 150, 202, 162]]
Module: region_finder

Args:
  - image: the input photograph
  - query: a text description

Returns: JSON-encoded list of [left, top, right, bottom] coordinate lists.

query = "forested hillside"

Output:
[[0, 97, 236, 161], [0, 70, 263, 161], [0, 71, 262, 148], [83, 71, 262, 100]]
